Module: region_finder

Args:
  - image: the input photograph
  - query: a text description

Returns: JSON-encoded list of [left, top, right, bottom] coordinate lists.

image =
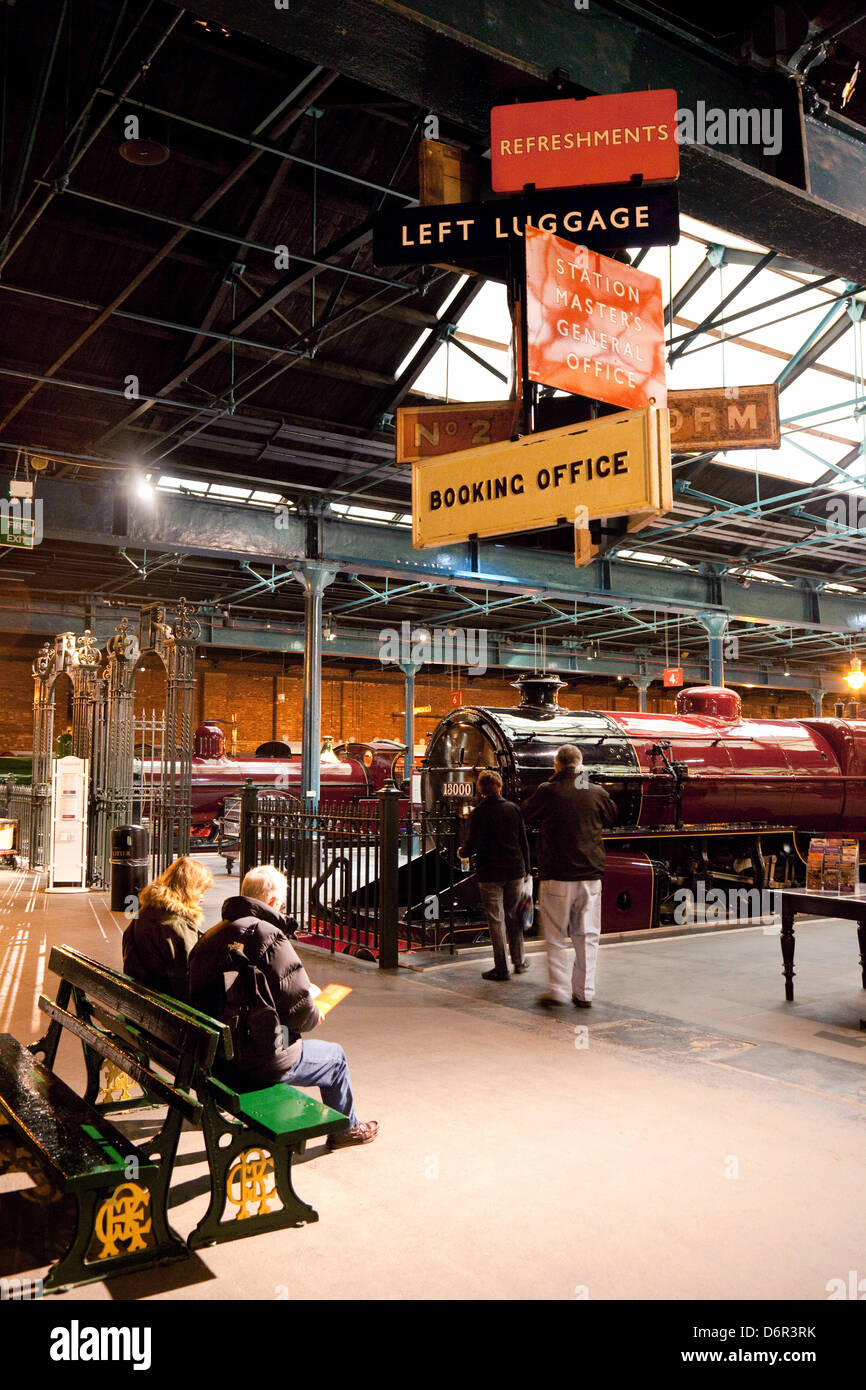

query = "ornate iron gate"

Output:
[[30, 601, 199, 885]]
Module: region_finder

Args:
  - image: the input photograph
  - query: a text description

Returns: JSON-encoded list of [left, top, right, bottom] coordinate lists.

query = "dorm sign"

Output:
[[525, 225, 667, 410], [490, 90, 679, 193], [411, 407, 670, 548]]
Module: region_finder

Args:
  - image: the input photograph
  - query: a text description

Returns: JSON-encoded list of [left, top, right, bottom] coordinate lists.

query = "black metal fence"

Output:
[[239, 782, 465, 966], [0, 782, 43, 866]]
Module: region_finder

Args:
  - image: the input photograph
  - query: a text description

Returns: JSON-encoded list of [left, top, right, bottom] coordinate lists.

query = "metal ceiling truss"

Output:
[[187, 0, 866, 279], [0, 598, 834, 698], [24, 475, 866, 642]]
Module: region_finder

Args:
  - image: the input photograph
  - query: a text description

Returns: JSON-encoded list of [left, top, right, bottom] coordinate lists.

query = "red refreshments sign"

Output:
[[491, 90, 679, 193], [525, 225, 667, 410]]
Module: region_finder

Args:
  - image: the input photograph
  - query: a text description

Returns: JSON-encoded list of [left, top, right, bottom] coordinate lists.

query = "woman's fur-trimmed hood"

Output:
[[138, 881, 203, 924]]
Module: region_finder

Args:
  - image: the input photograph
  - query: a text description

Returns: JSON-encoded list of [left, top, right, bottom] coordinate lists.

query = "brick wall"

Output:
[[0, 635, 838, 755]]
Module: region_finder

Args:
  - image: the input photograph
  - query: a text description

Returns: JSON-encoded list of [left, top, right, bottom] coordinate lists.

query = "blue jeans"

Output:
[[284, 1040, 358, 1127]]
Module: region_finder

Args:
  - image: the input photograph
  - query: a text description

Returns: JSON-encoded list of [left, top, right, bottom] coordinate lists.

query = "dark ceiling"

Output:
[[2, 0, 866, 684]]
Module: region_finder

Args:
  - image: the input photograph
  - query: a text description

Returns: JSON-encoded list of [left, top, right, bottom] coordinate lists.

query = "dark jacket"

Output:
[[462, 794, 530, 883], [122, 882, 203, 1001], [522, 771, 618, 881], [188, 896, 320, 1089]]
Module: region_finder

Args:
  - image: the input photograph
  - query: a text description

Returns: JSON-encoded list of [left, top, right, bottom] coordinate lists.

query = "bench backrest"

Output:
[[47, 945, 227, 1065], [38, 946, 234, 1125]]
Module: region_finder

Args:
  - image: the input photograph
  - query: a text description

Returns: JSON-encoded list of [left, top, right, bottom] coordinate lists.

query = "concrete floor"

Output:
[[1, 856, 865, 1301]]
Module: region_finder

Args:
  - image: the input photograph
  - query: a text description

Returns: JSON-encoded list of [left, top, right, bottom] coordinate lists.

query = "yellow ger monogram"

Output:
[[94, 1182, 152, 1258], [226, 1148, 275, 1219]]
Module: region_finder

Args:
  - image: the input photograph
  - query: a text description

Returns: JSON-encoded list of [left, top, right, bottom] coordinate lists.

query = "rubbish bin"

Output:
[[110, 824, 150, 912]]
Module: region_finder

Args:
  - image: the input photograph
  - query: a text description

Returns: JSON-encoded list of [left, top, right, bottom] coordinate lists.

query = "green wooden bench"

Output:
[[0, 949, 219, 1292], [29, 946, 351, 1257]]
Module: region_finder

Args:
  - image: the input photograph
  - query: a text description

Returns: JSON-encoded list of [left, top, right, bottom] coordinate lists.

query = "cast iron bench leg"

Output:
[[189, 1101, 317, 1250], [780, 902, 796, 1001]]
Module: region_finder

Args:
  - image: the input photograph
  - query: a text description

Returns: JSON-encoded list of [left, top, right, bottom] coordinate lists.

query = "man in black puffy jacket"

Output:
[[188, 864, 377, 1148]]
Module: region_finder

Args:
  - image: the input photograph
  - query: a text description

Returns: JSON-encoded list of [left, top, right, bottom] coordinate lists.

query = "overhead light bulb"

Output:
[[134, 472, 154, 501], [845, 655, 865, 690]]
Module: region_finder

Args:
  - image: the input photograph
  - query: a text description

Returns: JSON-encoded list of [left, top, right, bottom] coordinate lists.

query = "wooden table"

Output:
[[778, 886, 866, 1003]]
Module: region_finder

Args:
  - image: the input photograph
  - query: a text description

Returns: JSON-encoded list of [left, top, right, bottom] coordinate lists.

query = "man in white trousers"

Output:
[[522, 744, 618, 1008]]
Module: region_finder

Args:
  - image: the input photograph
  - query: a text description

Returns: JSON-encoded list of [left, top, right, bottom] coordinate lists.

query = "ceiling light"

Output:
[[845, 655, 866, 691], [133, 472, 154, 501]]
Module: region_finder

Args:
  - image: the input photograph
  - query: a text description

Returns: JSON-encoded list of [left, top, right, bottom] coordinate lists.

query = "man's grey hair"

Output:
[[555, 744, 583, 771], [241, 864, 288, 904]]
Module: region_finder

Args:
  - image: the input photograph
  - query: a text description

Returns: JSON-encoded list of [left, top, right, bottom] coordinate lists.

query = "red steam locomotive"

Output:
[[421, 674, 866, 933]]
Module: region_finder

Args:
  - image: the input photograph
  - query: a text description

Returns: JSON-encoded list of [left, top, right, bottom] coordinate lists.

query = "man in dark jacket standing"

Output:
[[459, 769, 531, 981], [522, 744, 617, 1008], [188, 864, 377, 1148]]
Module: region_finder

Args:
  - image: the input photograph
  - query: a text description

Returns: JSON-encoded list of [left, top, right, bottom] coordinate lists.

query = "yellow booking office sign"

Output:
[[411, 405, 671, 549]]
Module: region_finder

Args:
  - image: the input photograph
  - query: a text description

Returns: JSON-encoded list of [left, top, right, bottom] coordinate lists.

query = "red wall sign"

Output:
[[663, 667, 684, 687], [525, 225, 667, 410], [491, 90, 679, 194]]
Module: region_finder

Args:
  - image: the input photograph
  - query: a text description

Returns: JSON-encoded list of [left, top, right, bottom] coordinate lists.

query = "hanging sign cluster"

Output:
[[376, 87, 684, 560]]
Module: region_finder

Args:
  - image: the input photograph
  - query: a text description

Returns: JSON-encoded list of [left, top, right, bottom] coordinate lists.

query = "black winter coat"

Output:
[[188, 896, 320, 1089], [122, 882, 203, 1001], [462, 794, 530, 883], [522, 771, 618, 880]]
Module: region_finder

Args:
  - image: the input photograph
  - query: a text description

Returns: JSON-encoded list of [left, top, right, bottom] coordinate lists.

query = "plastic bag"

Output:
[[518, 874, 534, 932]]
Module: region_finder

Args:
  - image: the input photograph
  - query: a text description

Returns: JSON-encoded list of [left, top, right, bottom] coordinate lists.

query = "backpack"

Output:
[[221, 942, 285, 1071]]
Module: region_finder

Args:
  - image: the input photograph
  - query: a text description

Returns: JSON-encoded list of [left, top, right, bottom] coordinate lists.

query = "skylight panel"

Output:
[[209, 483, 252, 499], [330, 502, 410, 525], [716, 444, 826, 484], [615, 548, 689, 567], [157, 476, 208, 493]]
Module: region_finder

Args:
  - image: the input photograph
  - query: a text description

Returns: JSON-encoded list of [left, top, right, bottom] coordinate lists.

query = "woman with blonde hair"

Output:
[[122, 856, 213, 1000]]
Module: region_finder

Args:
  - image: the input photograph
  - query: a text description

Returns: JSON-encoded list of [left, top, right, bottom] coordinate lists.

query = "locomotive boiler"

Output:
[[422, 674, 866, 933]]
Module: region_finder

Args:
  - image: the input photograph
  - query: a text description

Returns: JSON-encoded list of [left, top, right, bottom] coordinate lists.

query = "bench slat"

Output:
[[47, 947, 219, 1063], [208, 1076, 348, 1141], [38, 997, 201, 1125], [0, 1034, 154, 1190]]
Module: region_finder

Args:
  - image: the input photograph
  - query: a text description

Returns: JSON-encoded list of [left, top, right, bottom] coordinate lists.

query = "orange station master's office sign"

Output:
[[525, 224, 667, 411], [490, 89, 679, 193]]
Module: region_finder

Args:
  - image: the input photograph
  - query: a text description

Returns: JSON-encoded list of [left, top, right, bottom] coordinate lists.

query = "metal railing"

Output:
[[239, 782, 462, 965], [0, 782, 45, 867]]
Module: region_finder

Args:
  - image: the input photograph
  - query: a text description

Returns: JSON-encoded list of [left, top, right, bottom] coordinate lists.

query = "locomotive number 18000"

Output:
[[443, 781, 475, 798]]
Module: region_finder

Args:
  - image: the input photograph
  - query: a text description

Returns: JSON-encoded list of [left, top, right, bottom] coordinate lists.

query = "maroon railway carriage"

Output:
[[138, 722, 407, 840], [421, 675, 866, 933]]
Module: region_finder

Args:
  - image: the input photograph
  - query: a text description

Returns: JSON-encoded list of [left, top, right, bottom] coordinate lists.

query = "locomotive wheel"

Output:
[[343, 944, 376, 962]]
